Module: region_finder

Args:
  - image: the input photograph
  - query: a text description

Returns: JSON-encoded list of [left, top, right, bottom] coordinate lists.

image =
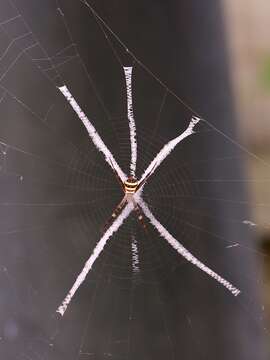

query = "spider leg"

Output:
[[102, 195, 127, 233], [131, 197, 148, 233], [137, 161, 158, 192], [108, 157, 125, 192]]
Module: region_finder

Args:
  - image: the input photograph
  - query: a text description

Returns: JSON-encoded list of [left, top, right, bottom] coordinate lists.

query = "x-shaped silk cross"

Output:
[[57, 67, 240, 316]]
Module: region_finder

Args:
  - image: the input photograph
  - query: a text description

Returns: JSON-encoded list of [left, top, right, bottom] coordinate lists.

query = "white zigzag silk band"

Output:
[[140, 116, 200, 183], [57, 202, 134, 316], [124, 67, 137, 176], [138, 198, 240, 297], [131, 235, 140, 274], [58, 85, 127, 182]]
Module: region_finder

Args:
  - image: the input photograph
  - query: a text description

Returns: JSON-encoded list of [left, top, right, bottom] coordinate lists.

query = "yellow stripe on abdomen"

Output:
[[124, 181, 138, 193]]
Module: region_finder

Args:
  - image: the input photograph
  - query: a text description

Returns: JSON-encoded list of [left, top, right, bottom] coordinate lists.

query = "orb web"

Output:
[[0, 0, 269, 359]]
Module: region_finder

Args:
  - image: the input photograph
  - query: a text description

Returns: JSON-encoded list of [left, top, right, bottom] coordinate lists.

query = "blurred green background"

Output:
[[224, 0, 270, 345]]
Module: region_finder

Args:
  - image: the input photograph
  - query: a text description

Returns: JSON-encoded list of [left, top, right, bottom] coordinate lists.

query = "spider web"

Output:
[[0, 0, 269, 359]]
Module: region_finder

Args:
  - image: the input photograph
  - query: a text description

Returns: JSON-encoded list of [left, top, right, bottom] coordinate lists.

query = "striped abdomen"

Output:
[[124, 179, 139, 194]]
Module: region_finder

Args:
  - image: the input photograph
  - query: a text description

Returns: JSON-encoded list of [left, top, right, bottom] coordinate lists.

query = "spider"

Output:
[[56, 66, 240, 316], [103, 159, 157, 233]]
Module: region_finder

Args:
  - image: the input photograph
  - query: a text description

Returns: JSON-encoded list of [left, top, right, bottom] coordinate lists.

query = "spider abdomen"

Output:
[[124, 178, 139, 194]]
